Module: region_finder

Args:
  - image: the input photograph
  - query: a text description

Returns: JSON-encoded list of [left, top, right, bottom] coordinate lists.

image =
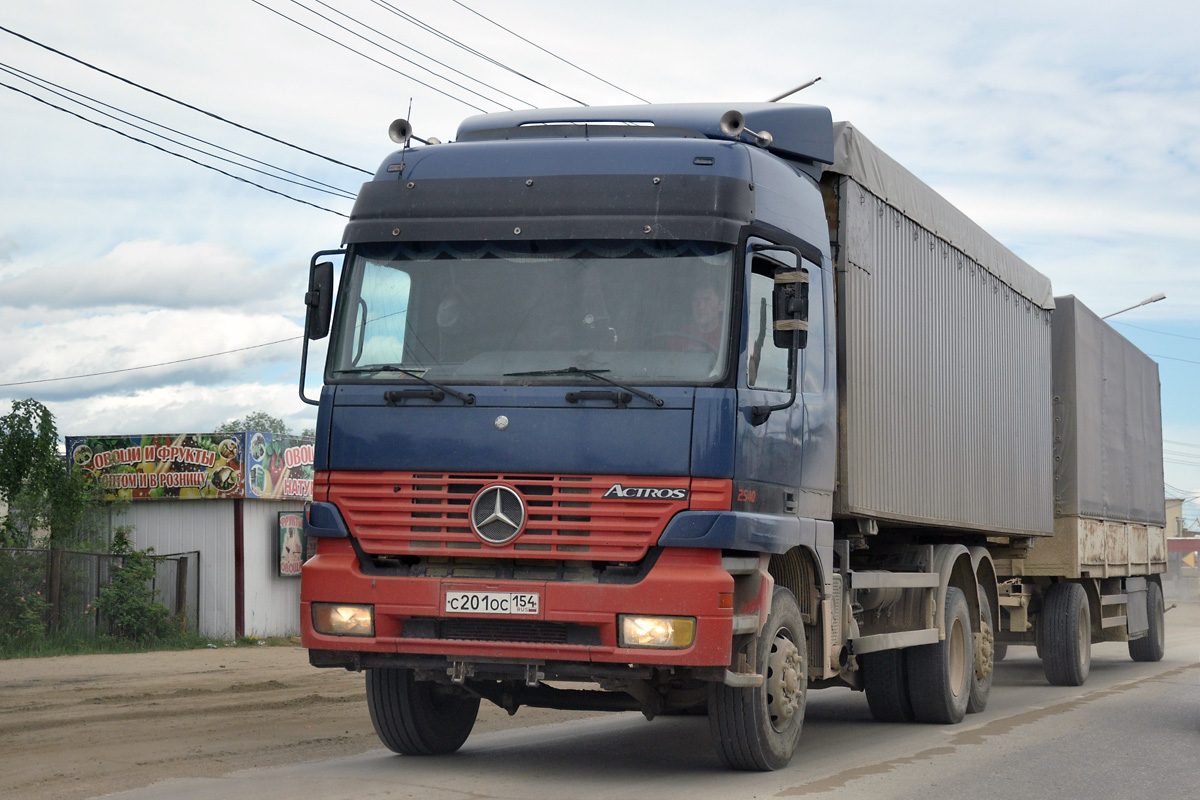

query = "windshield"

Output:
[[327, 240, 734, 384]]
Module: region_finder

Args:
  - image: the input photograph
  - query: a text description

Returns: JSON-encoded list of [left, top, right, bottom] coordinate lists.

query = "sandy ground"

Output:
[[4, 599, 1195, 800], [0, 643, 601, 800]]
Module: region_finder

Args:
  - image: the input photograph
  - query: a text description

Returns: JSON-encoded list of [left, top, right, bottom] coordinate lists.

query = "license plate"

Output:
[[445, 591, 540, 615]]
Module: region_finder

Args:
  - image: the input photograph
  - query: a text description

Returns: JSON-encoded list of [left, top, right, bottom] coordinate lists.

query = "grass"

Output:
[[1, 631, 223, 660], [1, 632, 303, 660]]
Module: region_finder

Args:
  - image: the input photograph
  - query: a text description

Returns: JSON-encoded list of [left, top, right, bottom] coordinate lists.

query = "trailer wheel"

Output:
[[967, 588, 994, 714], [366, 668, 480, 755], [1042, 582, 1091, 686], [994, 643, 1007, 661], [709, 587, 807, 771], [1128, 581, 1165, 662], [907, 586, 973, 724], [862, 648, 914, 722]]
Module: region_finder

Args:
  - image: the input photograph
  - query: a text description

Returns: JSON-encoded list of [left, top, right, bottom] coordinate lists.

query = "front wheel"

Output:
[[1128, 581, 1165, 662], [366, 668, 480, 755], [709, 587, 807, 771]]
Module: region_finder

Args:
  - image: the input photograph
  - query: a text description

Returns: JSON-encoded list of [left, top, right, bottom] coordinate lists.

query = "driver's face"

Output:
[[693, 287, 721, 330]]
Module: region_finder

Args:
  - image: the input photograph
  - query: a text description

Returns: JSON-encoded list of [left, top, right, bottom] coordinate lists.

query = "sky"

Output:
[[1, 0, 1198, 526]]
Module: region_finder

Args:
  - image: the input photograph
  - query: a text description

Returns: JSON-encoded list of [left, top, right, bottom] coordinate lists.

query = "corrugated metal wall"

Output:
[[242, 500, 306, 637], [114, 499, 307, 638], [116, 501, 237, 638], [833, 177, 1054, 535], [1051, 295, 1166, 525]]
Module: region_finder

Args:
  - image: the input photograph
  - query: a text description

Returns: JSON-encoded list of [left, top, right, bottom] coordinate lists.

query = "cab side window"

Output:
[[747, 257, 791, 391]]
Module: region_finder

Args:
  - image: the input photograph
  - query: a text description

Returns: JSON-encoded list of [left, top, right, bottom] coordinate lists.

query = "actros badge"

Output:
[[602, 484, 689, 500]]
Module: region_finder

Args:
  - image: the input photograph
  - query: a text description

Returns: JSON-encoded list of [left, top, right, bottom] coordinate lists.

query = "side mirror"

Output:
[[305, 261, 333, 341], [771, 269, 809, 350]]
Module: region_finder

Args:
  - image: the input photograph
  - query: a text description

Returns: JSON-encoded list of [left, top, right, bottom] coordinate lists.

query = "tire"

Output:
[[967, 588, 994, 714], [862, 648, 914, 722], [366, 668, 480, 755], [1041, 582, 1091, 686], [709, 587, 807, 771], [994, 643, 1008, 662], [1128, 581, 1165, 662], [907, 586, 973, 724]]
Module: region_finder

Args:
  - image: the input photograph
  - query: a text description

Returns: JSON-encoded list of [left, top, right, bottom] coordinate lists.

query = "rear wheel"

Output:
[[907, 586, 973, 724], [862, 648, 914, 722], [1128, 581, 1165, 662], [1042, 582, 1091, 686], [709, 587, 807, 771], [993, 643, 1008, 661], [967, 588, 994, 714], [366, 668, 480, 755]]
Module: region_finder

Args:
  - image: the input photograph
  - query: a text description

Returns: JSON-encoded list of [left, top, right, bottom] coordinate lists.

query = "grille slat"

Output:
[[329, 471, 693, 561]]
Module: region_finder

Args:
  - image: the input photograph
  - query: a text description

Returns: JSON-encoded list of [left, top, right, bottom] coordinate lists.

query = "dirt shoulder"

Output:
[[0, 643, 598, 800]]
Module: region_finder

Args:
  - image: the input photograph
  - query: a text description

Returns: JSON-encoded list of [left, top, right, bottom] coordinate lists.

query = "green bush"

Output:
[[0, 550, 49, 647], [95, 532, 176, 644]]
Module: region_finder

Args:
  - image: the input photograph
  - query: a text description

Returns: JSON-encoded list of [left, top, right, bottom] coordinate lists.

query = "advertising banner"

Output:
[[277, 511, 305, 578], [67, 433, 245, 501], [66, 432, 314, 502], [244, 432, 315, 500]]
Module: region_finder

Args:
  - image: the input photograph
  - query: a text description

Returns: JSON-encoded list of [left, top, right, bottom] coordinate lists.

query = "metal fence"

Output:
[[0, 547, 200, 639]]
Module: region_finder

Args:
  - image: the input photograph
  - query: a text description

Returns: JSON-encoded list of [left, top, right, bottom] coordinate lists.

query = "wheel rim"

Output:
[[766, 629, 804, 732], [1076, 603, 1090, 671], [948, 616, 966, 697]]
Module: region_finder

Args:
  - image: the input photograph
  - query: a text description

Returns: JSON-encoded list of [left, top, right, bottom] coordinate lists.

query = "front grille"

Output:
[[328, 472, 699, 561], [402, 617, 600, 645]]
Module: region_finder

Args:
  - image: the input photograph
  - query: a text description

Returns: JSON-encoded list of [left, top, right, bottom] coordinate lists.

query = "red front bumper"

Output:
[[301, 538, 735, 667]]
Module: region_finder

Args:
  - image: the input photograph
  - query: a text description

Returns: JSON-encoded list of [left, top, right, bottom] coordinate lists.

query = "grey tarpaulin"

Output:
[[1052, 295, 1166, 525], [827, 122, 1055, 310]]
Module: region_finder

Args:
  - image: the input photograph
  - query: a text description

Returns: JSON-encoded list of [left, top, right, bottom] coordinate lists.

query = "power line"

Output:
[[0, 337, 303, 389], [1, 80, 348, 217], [1110, 320, 1200, 343], [370, 0, 589, 107], [1147, 353, 1200, 366], [0, 61, 353, 197], [0, 63, 357, 201], [0, 23, 371, 174], [1165, 439, 1200, 449], [302, 0, 534, 109], [451, 0, 649, 104], [248, 0, 489, 113]]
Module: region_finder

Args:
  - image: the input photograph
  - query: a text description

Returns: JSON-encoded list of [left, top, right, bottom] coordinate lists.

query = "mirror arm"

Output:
[[750, 331, 800, 426], [299, 249, 345, 407]]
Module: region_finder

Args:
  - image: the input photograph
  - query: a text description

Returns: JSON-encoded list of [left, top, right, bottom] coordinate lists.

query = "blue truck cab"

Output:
[[300, 104, 843, 770]]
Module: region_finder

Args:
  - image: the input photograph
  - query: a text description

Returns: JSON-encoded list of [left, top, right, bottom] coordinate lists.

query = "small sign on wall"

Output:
[[277, 512, 305, 578]]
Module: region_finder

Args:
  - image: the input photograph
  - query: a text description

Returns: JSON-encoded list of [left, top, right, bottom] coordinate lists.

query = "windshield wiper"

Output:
[[504, 366, 664, 407], [339, 365, 475, 405]]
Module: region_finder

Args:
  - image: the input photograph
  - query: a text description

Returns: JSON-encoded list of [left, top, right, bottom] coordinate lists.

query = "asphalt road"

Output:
[[96, 603, 1200, 800]]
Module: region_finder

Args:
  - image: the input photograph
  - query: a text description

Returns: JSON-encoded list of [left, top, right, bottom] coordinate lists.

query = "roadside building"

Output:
[[67, 432, 313, 639]]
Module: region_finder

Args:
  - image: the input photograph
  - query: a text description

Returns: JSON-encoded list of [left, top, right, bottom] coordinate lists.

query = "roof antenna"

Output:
[[767, 77, 822, 103]]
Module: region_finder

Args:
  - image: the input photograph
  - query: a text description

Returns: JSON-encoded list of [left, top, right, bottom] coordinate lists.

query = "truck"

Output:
[[297, 103, 1167, 771]]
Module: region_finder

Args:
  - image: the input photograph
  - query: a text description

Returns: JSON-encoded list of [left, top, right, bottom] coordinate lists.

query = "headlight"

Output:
[[619, 615, 696, 648], [312, 603, 374, 636]]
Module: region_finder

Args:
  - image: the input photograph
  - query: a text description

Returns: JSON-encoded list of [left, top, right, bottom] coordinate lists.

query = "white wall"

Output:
[[242, 500, 305, 637], [113, 499, 307, 639], [114, 500, 236, 638]]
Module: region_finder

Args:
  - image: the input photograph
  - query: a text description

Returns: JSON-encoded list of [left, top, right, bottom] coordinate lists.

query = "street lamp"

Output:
[[1101, 292, 1166, 319]]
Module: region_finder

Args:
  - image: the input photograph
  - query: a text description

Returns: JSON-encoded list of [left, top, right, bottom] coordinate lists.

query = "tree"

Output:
[[0, 399, 61, 547], [216, 411, 291, 435], [0, 399, 110, 549]]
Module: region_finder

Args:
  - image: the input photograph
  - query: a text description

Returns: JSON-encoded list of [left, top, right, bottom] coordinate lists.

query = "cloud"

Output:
[[0, 234, 17, 263], [0, 306, 303, 401], [20, 380, 317, 439], [1, 240, 302, 310]]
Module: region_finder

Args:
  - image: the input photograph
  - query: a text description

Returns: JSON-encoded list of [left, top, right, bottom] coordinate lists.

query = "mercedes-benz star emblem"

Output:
[[470, 485, 526, 545]]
